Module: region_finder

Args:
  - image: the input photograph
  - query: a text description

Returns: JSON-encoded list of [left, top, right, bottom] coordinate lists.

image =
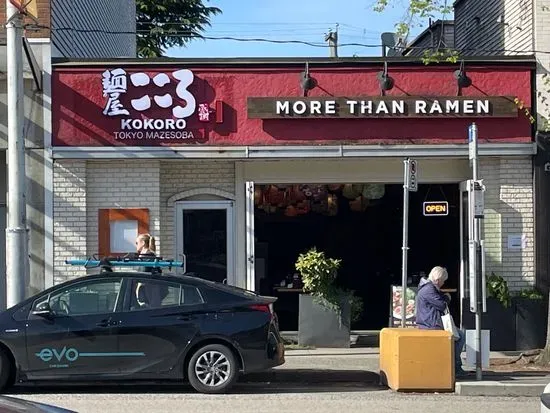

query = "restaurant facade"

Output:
[[50, 56, 537, 330]]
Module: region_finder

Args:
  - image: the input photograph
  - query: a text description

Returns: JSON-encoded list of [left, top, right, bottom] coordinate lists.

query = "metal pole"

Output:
[[5, 1, 28, 308], [470, 122, 483, 381], [401, 159, 410, 328]]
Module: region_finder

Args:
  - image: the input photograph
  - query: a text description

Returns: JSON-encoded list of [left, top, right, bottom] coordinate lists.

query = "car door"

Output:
[[25, 277, 125, 378], [114, 277, 205, 377]]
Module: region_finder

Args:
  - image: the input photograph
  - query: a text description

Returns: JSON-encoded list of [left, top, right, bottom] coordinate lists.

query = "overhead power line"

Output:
[[47, 26, 550, 55]]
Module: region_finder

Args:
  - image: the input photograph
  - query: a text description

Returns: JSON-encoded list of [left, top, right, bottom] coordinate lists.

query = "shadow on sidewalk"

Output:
[[7, 369, 386, 395]]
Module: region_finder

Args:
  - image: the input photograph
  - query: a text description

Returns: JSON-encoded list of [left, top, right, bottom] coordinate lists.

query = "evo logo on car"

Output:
[[35, 347, 146, 366], [36, 347, 79, 363]]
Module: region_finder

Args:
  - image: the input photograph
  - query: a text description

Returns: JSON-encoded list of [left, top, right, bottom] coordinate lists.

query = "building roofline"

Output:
[[51, 55, 537, 68], [404, 19, 454, 54]]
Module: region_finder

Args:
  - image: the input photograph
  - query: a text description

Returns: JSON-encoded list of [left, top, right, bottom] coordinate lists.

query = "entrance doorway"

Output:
[[250, 183, 461, 331], [175, 201, 235, 285]]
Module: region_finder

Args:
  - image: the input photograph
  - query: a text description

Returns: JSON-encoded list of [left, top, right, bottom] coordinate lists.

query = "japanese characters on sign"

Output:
[[101, 68, 201, 141]]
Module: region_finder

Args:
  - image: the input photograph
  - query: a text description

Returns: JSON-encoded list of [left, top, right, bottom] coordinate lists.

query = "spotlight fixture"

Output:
[[454, 60, 472, 91], [377, 61, 394, 94], [300, 62, 317, 97]]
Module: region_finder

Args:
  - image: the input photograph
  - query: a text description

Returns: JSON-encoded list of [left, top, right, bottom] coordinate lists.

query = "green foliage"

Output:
[[373, 0, 449, 40], [136, 0, 221, 58], [517, 288, 545, 300], [295, 248, 363, 323], [486, 272, 511, 308]]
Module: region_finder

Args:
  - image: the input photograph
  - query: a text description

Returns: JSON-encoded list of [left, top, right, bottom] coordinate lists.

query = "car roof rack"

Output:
[[65, 254, 185, 275]]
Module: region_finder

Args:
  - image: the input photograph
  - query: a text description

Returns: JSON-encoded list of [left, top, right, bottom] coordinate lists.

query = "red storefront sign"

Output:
[[52, 64, 533, 147]]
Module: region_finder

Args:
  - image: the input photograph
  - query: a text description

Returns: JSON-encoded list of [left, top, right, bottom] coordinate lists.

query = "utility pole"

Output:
[[468, 122, 486, 381], [325, 25, 338, 58], [5, 0, 28, 308], [401, 158, 417, 327]]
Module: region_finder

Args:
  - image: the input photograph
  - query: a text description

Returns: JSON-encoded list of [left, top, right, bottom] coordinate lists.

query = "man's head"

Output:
[[428, 266, 448, 289]]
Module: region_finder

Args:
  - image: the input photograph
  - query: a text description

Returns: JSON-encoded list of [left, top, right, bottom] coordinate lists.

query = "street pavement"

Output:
[[7, 349, 541, 413]]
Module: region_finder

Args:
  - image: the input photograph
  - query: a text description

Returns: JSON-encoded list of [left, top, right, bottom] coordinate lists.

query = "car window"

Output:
[[181, 284, 204, 305], [32, 278, 122, 317], [129, 279, 182, 311], [199, 286, 248, 304]]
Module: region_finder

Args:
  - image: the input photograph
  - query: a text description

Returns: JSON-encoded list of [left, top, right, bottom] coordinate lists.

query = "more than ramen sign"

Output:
[[247, 96, 518, 119]]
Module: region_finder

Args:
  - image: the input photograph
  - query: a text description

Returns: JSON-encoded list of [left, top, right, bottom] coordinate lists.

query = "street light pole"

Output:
[[5, 0, 28, 308]]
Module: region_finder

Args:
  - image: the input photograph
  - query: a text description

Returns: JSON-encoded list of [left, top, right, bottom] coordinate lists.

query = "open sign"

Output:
[[423, 201, 449, 216]]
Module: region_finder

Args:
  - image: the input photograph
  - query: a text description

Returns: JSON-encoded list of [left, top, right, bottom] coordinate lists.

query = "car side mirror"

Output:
[[32, 301, 53, 317]]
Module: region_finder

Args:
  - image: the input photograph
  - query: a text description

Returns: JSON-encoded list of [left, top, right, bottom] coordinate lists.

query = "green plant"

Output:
[[295, 247, 363, 323], [517, 288, 545, 300], [486, 272, 512, 308]]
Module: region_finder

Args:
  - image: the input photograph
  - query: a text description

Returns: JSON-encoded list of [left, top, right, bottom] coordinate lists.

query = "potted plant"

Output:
[[295, 247, 362, 348], [461, 272, 516, 351], [514, 287, 547, 350]]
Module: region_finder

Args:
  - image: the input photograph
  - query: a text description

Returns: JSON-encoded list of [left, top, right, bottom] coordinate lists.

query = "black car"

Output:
[[0, 271, 285, 394]]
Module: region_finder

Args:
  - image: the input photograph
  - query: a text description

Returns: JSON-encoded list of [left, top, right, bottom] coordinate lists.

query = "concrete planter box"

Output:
[[298, 294, 351, 348], [515, 297, 547, 351]]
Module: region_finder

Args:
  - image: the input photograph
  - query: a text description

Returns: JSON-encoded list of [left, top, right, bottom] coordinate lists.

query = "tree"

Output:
[[136, 0, 222, 58]]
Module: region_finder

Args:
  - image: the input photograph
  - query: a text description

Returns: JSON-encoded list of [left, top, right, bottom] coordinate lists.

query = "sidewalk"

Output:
[[279, 347, 550, 397]]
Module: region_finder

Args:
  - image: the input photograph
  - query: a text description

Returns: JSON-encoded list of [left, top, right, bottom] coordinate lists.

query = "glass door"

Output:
[[175, 201, 235, 285]]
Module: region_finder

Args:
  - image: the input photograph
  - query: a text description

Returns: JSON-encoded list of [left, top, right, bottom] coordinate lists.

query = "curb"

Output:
[[455, 381, 547, 397]]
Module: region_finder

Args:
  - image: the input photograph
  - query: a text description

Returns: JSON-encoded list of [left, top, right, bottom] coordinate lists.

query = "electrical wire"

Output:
[[38, 26, 550, 55]]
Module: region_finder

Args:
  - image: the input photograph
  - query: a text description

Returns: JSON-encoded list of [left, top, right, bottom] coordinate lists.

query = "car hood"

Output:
[[0, 396, 76, 413]]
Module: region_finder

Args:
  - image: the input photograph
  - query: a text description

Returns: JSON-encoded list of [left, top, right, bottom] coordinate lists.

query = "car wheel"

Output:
[[187, 344, 238, 394], [0, 348, 12, 390]]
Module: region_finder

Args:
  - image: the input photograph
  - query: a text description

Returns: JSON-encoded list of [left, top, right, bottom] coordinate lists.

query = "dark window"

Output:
[[129, 279, 181, 311], [32, 278, 123, 317], [199, 286, 248, 304], [127, 279, 205, 310]]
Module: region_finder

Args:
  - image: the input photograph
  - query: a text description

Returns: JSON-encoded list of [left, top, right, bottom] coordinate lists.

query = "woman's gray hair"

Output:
[[428, 266, 448, 283]]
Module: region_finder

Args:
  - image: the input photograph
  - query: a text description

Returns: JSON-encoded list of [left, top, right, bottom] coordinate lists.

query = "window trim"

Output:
[[29, 277, 124, 319], [98, 208, 149, 256]]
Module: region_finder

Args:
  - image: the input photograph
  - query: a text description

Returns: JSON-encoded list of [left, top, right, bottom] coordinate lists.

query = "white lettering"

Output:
[[175, 119, 186, 129], [165, 119, 175, 129], [429, 100, 443, 114], [143, 118, 153, 129], [477, 100, 490, 114], [446, 100, 460, 113], [325, 100, 336, 114], [276, 101, 289, 115], [154, 119, 165, 129], [310, 101, 322, 114], [360, 101, 373, 114], [392, 100, 405, 114], [463, 100, 474, 114], [415, 101, 427, 114], [376, 101, 389, 114], [121, 119, 132, 130], [293, 101, 307, 115], [347, 100, 357, 114]]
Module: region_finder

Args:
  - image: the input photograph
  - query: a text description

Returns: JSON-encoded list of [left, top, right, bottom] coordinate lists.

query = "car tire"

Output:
[[0, 348, 12, 391], [187, 344, 238, 394]]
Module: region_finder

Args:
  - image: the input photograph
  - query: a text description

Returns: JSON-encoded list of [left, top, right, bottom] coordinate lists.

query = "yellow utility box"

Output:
[[379, 328, 455, 392]]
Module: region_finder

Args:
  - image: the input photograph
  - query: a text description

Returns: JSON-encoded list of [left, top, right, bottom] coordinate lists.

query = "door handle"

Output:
[[177, 315, 196, 321], [96, 319, 118, 327]]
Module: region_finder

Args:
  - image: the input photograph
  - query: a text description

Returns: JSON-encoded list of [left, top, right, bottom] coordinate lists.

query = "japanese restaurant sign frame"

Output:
[[247, 96, 518, 119]]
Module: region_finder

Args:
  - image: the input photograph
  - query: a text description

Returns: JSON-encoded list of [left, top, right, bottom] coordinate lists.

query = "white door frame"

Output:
[[174, 200, 235, 286]]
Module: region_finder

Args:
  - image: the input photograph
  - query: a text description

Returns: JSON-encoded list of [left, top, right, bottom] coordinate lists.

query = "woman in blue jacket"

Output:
[[416, 266, 467, 377]]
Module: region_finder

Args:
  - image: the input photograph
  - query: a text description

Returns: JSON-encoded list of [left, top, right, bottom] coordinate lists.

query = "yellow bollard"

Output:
[[379, 328, 455, 392]]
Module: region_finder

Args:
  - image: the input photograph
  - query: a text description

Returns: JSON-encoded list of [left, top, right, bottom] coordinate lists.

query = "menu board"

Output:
[[390, 285, 418, 327]]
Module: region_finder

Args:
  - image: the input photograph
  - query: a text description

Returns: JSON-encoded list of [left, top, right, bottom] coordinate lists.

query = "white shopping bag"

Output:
[[441, 305, 460, 340]]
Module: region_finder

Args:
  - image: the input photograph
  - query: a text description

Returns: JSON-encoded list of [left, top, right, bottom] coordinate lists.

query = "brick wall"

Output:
[[86, 160, 161, 266], [53, 157, 533, 290], [160, 160, 236, 259], [53, 160, 86, 283], [481, 156, 534, 290], [0, 0, 51, 43]]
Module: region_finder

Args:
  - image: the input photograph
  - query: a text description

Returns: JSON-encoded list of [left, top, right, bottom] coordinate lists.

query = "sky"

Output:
[[166, 0, 436, 58]]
